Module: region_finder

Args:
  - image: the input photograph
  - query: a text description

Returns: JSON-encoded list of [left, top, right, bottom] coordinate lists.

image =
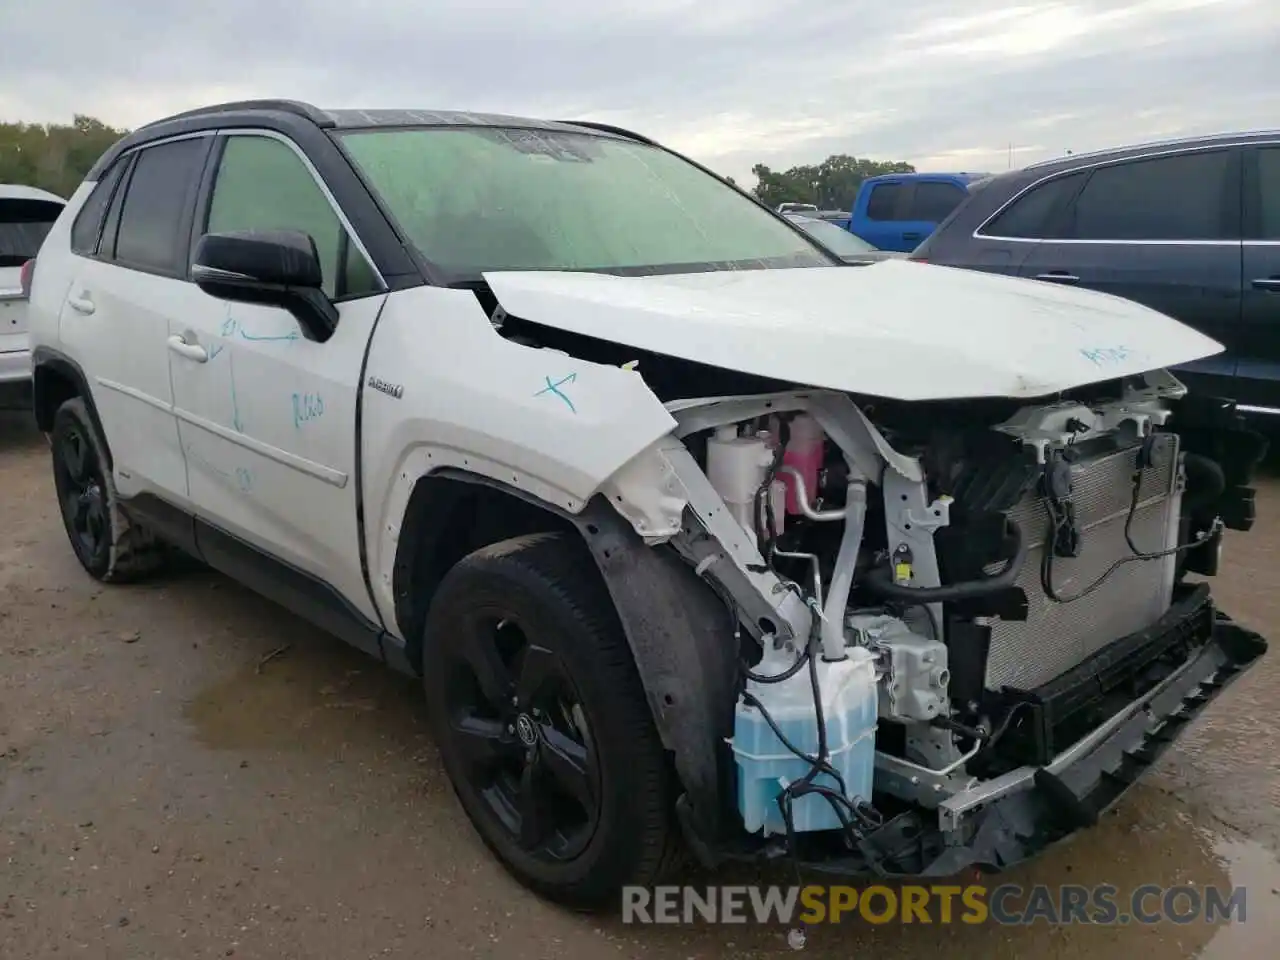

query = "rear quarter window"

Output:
[[70, 161, 128, 257], [977, 171, 1087, 239]]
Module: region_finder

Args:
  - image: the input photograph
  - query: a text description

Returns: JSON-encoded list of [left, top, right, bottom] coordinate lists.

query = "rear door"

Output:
[[1016, 147, 1242, 394], [1239, 143, 1280, 409], [1, 189, 65, 370], [897, 178, 969, 252], [58, 135, 213, 503]]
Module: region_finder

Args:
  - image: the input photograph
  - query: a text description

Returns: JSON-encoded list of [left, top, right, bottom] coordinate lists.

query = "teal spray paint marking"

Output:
[[1080, 345, 1134, 366], [183, 445, 252, 495], [292, 392, 325, 428], [221, 315, 299, 342], [240, 329, 300, 342], [534, 372, 578, 413], [229, 352, 244, 433]]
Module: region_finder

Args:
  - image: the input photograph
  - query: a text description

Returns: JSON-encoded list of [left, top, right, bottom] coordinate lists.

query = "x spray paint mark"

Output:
[[534, 373, 578, 413]]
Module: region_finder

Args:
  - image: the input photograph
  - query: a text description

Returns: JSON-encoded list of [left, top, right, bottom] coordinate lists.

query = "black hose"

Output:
[[863, 518, 1028, 603], [741, 645, 811, 685], [1182, 453, 1226, 513]]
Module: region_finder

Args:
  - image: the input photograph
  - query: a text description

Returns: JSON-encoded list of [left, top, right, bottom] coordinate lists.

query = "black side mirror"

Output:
[[191, 229, 338, 342]]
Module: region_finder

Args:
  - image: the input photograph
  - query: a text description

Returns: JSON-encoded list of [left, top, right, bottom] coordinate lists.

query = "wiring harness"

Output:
[[1041, 431, 1222, 604]]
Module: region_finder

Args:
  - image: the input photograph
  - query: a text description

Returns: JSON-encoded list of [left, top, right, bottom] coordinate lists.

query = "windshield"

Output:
[[336, 127, 835, 280], [787, 217, 879, 256]]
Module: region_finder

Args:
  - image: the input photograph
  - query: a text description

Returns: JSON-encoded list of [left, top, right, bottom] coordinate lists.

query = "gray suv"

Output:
[[911, 131, 1280, 415]]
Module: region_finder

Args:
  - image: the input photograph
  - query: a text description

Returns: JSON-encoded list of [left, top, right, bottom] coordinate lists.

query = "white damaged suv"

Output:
[[23, 100, 1269, 909]]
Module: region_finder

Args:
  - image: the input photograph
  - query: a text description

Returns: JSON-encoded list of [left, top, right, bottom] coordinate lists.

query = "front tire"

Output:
[[422, 532, 678, 910], [49, 397, 167, 583]]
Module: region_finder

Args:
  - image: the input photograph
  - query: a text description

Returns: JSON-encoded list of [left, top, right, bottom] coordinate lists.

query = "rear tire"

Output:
[[422, 531, 679, 910], [49, 397, 167, 583]]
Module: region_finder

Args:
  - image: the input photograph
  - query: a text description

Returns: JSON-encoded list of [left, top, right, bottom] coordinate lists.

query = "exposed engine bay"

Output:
[[594, 366, 1267, 874], [476, 288, 1268, 877]]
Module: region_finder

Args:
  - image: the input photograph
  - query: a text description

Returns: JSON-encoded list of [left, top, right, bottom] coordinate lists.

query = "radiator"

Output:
[[983, 434, 1183, 691]]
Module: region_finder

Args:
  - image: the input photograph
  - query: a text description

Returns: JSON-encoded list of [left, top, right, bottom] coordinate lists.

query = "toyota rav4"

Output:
[[23, 100, 1268, 910]]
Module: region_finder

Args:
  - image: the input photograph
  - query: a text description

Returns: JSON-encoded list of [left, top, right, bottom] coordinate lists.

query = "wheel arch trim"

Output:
[[391, 467, 739, 842], [31, 347, 112, 469]]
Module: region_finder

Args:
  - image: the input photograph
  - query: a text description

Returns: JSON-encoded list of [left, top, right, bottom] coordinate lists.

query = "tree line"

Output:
[[0, 116, 131, 198], [748, 154, 916, 210], [1, 114, 913, 216]]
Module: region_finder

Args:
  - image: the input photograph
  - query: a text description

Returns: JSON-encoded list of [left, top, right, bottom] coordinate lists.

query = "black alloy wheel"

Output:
[[53, 418, 110, 569], [49, 397, 167, 583], [422, 532, 678, 909], [445, 615, 600, 861]]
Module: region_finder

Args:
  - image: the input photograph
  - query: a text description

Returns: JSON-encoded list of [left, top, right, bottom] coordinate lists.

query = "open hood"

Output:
[[483, 261, 1224, 402]]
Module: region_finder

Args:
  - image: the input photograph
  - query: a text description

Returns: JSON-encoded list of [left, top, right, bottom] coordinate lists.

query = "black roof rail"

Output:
[[141, 99, 335, 130], [555, 120, 656, 145]]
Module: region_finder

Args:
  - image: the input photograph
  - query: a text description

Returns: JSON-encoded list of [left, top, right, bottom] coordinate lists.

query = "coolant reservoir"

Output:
[[730, 647, 878, 836], [781, 414, 825, 515], [706, 426, 785, 543]]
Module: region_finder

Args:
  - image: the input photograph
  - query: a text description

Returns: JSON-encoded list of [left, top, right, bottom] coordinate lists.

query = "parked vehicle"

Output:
[[1, 184, 65, 403], [848, 172, 991, 252], [777, 202, 818, 215], [784, 213, 904, 263], [808, 209, 852, 230], [24, 100, 1267, 911], [909, 132, 1280, 415]]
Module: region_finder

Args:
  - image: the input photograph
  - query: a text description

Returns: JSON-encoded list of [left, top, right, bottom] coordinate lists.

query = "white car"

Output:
[[24, 100, 1268, 910], [1, 184, 65, 401]]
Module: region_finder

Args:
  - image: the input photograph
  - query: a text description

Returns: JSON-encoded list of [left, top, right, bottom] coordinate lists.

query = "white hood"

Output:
[[483, 261, 1224, 402]]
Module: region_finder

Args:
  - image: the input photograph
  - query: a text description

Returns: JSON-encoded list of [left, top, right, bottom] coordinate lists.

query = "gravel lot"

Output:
[[2, 408, 1278, 959]]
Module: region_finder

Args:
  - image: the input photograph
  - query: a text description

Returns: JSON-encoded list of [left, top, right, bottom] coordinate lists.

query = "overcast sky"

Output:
[[3, 0, 1277, 185]]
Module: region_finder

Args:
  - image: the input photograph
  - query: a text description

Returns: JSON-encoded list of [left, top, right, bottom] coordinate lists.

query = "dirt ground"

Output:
[[2, 408, 1279, 960]]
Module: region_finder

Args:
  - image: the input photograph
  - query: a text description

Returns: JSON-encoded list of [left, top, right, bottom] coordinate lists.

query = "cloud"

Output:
[[2, 0, 1277, 183]]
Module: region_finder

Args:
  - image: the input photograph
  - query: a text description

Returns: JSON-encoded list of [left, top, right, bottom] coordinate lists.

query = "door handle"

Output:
[[167, 334, 209, 363], [1251, 277, 1280, 292], [66, 293, 95, 315], [902, 232, 922, 241], [1035, 272, 1081, 284]]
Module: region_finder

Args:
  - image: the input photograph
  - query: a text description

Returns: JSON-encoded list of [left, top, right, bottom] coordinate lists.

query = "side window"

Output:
[[1065, 151, 1232, 241], [979, 172, 1086, 239], [1258, 148, 1280, 240], [865, 183, 901, 221], [70, 159, 127, 256], [908, 182, 968, 222], [204, 135, 378, 299], [114, 138, 209, 274]]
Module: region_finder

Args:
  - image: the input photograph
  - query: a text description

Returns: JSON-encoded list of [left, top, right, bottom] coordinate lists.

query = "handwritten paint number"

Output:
[[292, 392, 325, 428]]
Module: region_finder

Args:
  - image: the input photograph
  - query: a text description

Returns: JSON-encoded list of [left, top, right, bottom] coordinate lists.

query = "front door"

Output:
[[168, 131, 388, 624]]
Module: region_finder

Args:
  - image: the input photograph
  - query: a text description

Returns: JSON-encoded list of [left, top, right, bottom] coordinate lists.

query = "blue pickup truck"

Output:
[[847, 172, 990, 252]]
